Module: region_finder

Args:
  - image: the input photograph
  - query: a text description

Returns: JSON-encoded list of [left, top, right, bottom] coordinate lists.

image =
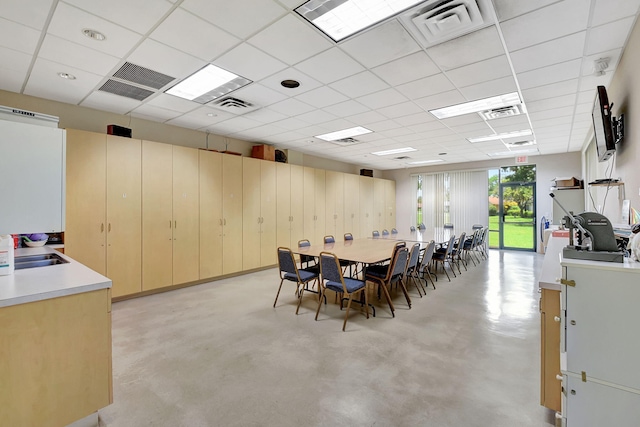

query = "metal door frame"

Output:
[[499, 182, 537, 251]]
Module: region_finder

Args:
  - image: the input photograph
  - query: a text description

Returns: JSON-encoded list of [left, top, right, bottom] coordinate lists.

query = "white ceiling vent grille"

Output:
[[479, 104, 525, 120], [98, 79, 154, 101], [504, 139, 536, 147], [209, 96, 260, 115], [113, 62, 175, 90], [400, 0, 493, 48], [328, 137, 363, 146]]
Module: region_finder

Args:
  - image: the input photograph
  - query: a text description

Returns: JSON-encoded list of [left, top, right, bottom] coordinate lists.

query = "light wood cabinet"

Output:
[[373, 178, 386, 232], [142, 141, 173, 291], [303, 167, 326, 244], [384, 179, 396, 231], [66, 129, 107, 275], [540, 288, 561, 412], [359, 176, 374, 238], [260, 161, 276, 266], [344, 173, 360, 238], [325, 171, 344, 240], [106, 135, 142, 297], [276, 163, 292, 249], [199, 150, 223, 279], [290, 165, 305, 248], [243, 158, 276, 269], [222, 154, 243, 274], [172, 146, 199, 284]]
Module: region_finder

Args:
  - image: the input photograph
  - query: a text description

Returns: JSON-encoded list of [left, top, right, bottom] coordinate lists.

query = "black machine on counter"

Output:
[[549, 193, 623, 263]]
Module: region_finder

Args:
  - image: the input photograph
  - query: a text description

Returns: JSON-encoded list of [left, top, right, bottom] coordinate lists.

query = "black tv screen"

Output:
[[592, 85, 616, 162]]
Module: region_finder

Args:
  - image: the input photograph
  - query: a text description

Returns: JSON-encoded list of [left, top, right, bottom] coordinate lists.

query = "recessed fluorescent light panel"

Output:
[[295, 0, 425, 42], [408, 159, 444, 165], [429, 92, 522, 119], [488, 148, 538, 157], [316, 126, 372, 141], [467, 129, 533, 143], [371, 147, 417, 156], [165, 64, 252, 104]]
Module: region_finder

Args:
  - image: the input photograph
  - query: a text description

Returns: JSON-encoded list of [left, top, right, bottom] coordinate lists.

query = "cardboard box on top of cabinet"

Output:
[[251, 145, 275, 161]]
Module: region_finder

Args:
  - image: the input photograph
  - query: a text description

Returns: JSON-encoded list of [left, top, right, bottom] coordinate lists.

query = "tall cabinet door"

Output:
[[344, 173, 360, 238], [359, 176, 374, 237], [276, 163, 291, 249], [243, 157, 262, 271], [106, 136, 142, 297], [172, 146, 199, 285], [384, 179, 396, 230], [303, 167, 316, 244], [142, 141, 173, 291], [199, 150, 223, 279], [66, 129, 106, 275], [222, 154, 243, 274], [290, 165, 305, 248], [325, 171, 344, 239], [314, 169, 326, 244], [373, 178, 385, 232], [260, 161, 277, 266]]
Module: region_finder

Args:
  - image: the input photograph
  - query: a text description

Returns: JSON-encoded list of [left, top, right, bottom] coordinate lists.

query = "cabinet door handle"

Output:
[[556, 375, 563, 381], [258, 217, 261, 224], [224, 218, 226, 226], [169, 220, 172, 228], [101, 223, 104, 232], [108, 223, 111, 232], [219, 219, 223, 226], [554, 316, 561, 323], [175, 220, 177, 228]]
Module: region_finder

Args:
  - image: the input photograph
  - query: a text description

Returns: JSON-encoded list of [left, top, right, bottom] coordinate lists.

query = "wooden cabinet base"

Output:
[[540, 288, 561, 411], [0, 289, 112, 427]]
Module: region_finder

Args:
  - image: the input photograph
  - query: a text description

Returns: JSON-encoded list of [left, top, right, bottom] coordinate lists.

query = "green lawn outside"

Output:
[[489, 215, 535, 250]]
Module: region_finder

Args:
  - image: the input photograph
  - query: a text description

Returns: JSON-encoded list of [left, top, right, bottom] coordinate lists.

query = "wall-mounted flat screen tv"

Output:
[[592, 85, 616, 162]]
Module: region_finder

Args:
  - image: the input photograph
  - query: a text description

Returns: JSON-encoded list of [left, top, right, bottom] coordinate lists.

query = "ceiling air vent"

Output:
[[400, 0, 493, 48], [395, 156, 411, 160], [209, 96, 260, 115], [113, 62, 175, 89], [479, 104, 525, 120], [329, 137, 363, 146], [504, 139, 536, 147], [98, 79, 154, 101]]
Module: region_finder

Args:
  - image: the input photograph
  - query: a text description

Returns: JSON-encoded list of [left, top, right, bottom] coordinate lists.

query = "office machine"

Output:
[[549, 193, 623, 262]]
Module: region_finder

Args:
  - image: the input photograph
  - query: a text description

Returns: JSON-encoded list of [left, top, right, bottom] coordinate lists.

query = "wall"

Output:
[[382, 152, 582, 241], [0, 90, 372, 176], [593, 16, 640, 224]]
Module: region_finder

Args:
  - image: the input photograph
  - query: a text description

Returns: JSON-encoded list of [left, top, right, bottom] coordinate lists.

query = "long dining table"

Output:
[[375, 228, 457, 245]]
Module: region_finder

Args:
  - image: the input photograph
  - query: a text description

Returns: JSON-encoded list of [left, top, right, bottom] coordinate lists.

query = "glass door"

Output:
[[499, 182, 536, 250]]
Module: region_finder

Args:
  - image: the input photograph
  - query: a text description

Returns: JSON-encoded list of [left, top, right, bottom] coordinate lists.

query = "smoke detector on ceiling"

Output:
[[479, 104, 526, 120]]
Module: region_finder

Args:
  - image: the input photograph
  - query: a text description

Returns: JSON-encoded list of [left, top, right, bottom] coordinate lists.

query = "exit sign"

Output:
[[515, 155, 529, 164]]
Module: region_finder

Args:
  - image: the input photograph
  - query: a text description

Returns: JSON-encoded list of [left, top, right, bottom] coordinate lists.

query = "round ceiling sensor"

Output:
[[82, 28, 106, 41], [281, 79, 300, 89], [57, 72, 76, 80]]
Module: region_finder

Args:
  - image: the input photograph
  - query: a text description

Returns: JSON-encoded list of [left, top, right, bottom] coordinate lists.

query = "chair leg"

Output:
[[363, 288, 369, 319], [398, 278, 412, 308], [315, 288, 327, 321], [425, 269, 436, 289], [411, 273, 424, 297], [273, 278, 285, 308], [342, 295, 354, 331], [376, 280, 395, 317], [295, 285, 305, 314]]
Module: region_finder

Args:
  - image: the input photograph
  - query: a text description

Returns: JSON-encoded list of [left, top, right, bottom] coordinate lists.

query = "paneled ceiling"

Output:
[[1, 0, 639, 169]]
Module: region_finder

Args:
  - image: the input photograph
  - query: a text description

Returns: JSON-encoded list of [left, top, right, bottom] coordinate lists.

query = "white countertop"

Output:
[[561, 254, 640, 273], [539, 235, 569, 291], [0, 247, 111, 308]]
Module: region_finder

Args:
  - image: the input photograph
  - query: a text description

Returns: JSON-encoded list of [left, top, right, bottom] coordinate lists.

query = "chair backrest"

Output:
[[298, 239, 311, 248], [454, 232, 466, 251], [419, 241, 436, 271], [388, 247, 409, 281], [298, 239, 314, 264], [443, 235, 456, 256], [382, 229, 389, 236], [344, 233, 354, 241], [391, 228, 398, 234], [324, 235, 335, 244], [444, 223, 454, 229], [407, 243, 421, 272], [410, 226, 416, 232], [418, 223, 426, 230], [372, 230, 380, 237], [319, 252, 346, 292], [472, 224, 483, 230], [277, 247, 297, 276]]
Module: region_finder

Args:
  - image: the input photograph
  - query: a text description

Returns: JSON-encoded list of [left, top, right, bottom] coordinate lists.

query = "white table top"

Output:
[[375, 228, 459, 244], [0, 247, 111, 308]]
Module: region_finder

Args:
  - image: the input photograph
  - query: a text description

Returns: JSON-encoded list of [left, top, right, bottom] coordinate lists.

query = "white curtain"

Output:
[[418, 170, 488, 231]]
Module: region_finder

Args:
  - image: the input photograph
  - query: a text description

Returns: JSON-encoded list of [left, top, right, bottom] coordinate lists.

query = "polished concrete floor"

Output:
[[100, 250, 557, 427]]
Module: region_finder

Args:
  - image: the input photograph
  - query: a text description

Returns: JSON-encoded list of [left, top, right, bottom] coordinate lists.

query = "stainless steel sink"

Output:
[[14, 253, 69, 270]]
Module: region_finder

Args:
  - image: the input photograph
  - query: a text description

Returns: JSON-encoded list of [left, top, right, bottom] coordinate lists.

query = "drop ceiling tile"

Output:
[[592, 0, 640, 26], [500, 0, 590, 52], [270, 117, 308, 131], [214, 44, 287, 82], [0, 45, 32, 74], [531, 116, 573, 129], [145, 93, 199, 113], [526, 94, 577, 113], [578, 71, 614, 91], [439, 114, 485, 127], [259, 68, 323, 96], [128, 38, 206, 82], [81, 91, 142, 114], [38, 35, 120, 77], [24, 57, 103, 104], [150, 8, 240, 61], [521, 79, 580, 103], [47, 3, 142, 57], [181, 0, 286, 39], [356, 88, 408, 110], [376, 101, 423, 119], [323, 100, 369, 118], [413, 89, 466, 112], [510, 32, 586, 73], [517, 59, 582, 90], [458, 76, 517, 101], [269, 98, 315, 116], [395, 112, 437, 127], [2, 0, 56, 30], [396, 73, 455, 100], [247, 14, 332, 66], [131, 104, 183, 121], [230, 83, 288, 107], [294, 86, 348, 108], [295, 109, 338, 125], [64, 0, 174, 34], [371, 51, 440, 86], [425, 26, 505, 71], [0, 17, 41, 54], [493, 0, 561, 21], [231, 123, 288, 139], [586, 16, 636, 55], [330, 71, 390, 99], [0, 68, 26, 92], [242, 108, 288, 124], [576, 90, 596, 105], [210, 115, 263, 133], [295, 47, 366, 84], [445, 55, 512, 88], [166, 106, 235, 128], [529, 105, 574, 121], [453, 121, 493, 137], [366, 119, 402, 133], [340, 20, 421, 68], [574, 102, 592, 115], [345, 110, 388, 125]]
